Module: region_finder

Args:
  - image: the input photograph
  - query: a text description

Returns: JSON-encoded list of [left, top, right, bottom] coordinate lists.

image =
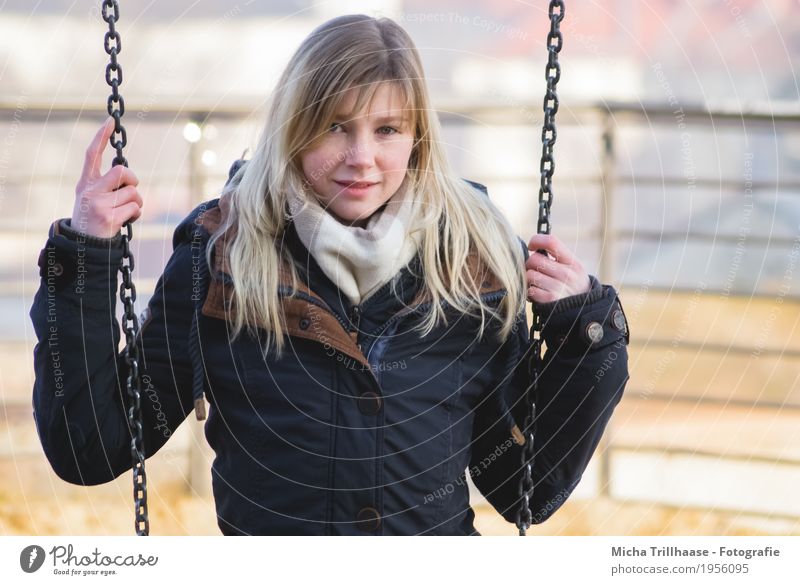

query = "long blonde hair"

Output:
[[208, 14, 527, 357]]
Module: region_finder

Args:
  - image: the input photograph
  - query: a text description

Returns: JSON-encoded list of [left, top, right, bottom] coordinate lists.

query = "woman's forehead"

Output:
[[334, 83, 413, 122]]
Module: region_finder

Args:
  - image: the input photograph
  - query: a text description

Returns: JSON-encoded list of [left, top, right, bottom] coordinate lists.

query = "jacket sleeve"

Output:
[[469, 242, 630, 525], [29, 215, 201, 485]]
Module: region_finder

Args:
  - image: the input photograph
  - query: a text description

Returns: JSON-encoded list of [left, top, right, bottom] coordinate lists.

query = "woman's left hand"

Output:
[[525, 233, 591, 304]]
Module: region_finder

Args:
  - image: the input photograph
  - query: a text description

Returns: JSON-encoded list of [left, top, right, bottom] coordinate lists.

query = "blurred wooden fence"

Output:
[[1, 101, 799, 534]]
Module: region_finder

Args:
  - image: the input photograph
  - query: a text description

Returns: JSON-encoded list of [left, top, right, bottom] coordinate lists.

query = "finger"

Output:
[[81, 117, 115, 182], [97, 164, 139, 191], [526, 268, 561, 292], [527, 284, 557, 304], [93, 187, 140, 223], [109, 200, 143, 225], [527, 233, 577, 265], [526, 250, 566, 279], [106, 185, 142, 208]]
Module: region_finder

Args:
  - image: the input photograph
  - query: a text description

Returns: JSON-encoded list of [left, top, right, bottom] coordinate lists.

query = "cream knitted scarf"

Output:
[[287, 182, 423, 306]]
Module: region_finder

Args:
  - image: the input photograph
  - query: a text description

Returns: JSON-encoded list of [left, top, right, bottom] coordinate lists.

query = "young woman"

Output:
[[31, 14, 629, 535]]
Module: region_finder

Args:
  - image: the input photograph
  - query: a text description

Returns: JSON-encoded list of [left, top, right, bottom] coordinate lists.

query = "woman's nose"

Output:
[[345, 134, 376, 169]]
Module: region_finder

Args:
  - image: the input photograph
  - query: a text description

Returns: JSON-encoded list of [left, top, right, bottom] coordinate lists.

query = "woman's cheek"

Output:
[[301, 150, 332, 190], [386, 147, 414, 176]]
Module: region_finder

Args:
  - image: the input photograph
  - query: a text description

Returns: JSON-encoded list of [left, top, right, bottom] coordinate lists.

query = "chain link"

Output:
[[516, 0, 564, 536], [101, 0, 148, 536]]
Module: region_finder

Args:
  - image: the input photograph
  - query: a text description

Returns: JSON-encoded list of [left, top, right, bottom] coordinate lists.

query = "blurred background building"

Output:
[[1, 0, 799, 535]]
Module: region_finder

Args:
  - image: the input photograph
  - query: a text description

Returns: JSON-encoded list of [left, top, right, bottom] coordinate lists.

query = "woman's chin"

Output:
[[326, 203, 382, 228]]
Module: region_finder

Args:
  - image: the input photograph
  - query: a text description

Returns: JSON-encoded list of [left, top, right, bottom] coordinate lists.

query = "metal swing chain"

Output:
[[101, 0, 149, 536], [516, 0, 564, 536]]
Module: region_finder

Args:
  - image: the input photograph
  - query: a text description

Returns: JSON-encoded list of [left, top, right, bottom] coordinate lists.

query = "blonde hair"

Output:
[[208, 14, 527, 357]]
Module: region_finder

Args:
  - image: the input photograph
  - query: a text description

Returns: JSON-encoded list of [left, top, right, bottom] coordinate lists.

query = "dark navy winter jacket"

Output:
[[30, 163, 630, 535]]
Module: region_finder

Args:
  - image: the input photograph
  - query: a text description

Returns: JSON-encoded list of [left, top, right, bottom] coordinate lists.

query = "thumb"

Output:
[[81, 117, 115, 182]]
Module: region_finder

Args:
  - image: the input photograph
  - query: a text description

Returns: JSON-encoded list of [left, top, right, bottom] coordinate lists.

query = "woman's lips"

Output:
[[334, 180, 377, 189], [334, 180, 378, 196]]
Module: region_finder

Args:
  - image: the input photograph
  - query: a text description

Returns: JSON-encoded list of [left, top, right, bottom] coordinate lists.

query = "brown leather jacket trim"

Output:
[[198, 195, 370, 367]]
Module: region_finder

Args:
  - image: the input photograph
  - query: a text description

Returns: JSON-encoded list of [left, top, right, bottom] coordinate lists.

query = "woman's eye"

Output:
[[329, 122, 343, 132], [377, 126, 398, 135]]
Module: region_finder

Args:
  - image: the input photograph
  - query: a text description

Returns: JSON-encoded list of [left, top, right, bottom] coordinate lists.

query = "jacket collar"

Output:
[[281, 218, 425, 332], [197, 193, 505, 364]]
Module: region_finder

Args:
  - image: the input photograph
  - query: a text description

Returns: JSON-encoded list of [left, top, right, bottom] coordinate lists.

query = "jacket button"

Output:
[[355, 507, 381, 532], [584, 321, 604, 344], [51, 262, 64, 277], [611, 309, 627, 334], [357, 391, 382, 415], [298, 317, 310, 330]]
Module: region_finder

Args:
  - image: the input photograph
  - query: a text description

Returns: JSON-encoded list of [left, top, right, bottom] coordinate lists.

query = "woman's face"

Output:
[[300, 83, 415, 228]]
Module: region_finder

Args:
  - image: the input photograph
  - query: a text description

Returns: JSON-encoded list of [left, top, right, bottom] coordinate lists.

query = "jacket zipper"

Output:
[[350, 304, 363, 352]]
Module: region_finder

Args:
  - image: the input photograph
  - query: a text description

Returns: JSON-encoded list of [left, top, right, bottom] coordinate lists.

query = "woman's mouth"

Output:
[[334, 180, 377, 189], [334, 180, 379, 195]]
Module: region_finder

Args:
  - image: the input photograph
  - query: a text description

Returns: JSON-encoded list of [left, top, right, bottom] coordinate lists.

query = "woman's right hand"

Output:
[[70, 117, 143, 239]]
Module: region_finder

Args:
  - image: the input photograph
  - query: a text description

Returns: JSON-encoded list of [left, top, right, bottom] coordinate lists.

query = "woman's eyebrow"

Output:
[[372, 115, 408, 123], [334, 114, 409, 124]]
